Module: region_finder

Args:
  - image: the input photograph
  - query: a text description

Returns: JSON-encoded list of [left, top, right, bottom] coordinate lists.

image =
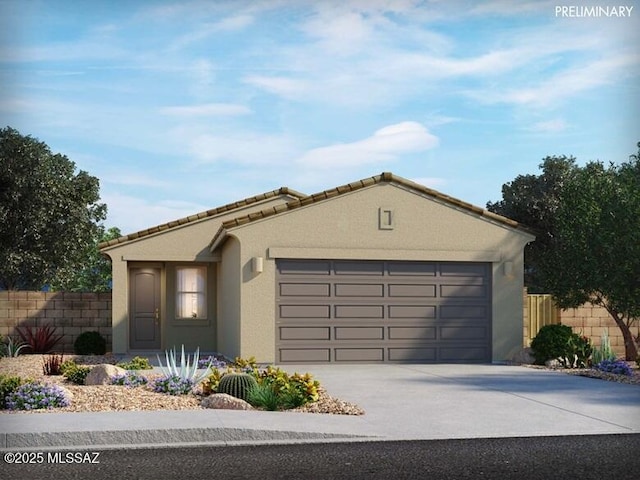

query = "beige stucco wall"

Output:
[[102, 195, 294, 354], [218, 182, 534, 363]]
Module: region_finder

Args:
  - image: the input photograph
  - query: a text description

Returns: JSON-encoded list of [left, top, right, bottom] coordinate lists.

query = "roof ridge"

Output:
[[99, 187, 306, 249]]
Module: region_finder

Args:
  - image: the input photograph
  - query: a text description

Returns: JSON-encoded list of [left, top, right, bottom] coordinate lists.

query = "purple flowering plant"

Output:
[[152, 374, 194, 395], [110, 372, 148, 388], [5, 382, 70, 410], [594, 360, 633, 376], [197, 355, 227, 370]]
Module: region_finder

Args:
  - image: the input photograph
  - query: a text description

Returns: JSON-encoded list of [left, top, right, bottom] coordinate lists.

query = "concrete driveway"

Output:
[[1, 364, 638, 449]]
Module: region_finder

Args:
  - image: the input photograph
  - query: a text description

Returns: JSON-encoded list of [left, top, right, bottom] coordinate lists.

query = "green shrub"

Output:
[[63, 364, 91, 385], [0, 374, 25, 409], [216, 373, 258, 402], [60, 359, 78, 376], [255, 366, 320, 404], [117, 356, 152, 370], [531, 324, 576, 366], [74, 331, 107, 355]]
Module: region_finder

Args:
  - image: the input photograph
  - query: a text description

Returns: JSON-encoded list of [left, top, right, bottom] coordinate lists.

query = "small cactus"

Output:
[[216, 373, 258, 401]]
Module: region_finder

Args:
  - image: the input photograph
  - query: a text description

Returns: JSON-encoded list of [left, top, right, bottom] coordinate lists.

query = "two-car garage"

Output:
[[276, 259, 492, 363]]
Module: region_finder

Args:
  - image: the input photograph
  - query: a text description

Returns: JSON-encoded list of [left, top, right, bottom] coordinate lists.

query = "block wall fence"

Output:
[[0, 291, 112, 353]]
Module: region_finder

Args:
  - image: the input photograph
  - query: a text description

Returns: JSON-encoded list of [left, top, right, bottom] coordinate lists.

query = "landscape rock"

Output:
[[201, 393, 254, 410], [85, 364, 127, 385], [507, 347, 535, 365], [545, 359, 562, 368]]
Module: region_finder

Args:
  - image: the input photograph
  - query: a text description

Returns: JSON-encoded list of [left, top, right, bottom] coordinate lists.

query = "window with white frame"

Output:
[[176, 266, 207, 319]]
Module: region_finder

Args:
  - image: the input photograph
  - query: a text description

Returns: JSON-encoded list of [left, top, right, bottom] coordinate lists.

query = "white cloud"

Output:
[[159, 103, 252, 117], [296, 122, 438, 168], [469, 53, 639, 107], [243, 76, 310, 98], [170, 14, 254, 51], [527, 118, 569, 133]]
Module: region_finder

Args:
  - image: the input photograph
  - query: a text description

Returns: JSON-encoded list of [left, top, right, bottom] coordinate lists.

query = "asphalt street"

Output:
[[3, 434, 640, 480]]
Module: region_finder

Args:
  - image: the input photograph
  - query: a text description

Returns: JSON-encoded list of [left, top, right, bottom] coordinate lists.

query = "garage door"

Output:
[[276, 259, 491, 363]]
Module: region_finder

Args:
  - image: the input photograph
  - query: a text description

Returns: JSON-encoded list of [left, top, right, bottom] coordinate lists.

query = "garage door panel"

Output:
[[276, 260, 491, 363], [335, 348, 384, 362], [280, 349, 330, 362], [388, 305, 436, 318], [440, 284, 487, 298], [335, 305, 384, 318], [279, 327, 330, 340], [335, 327, 384, 340], [389, 326, 437, 340], [279, 260, 331, 275], [388, 262, 436, 276], [279, 305, 331, 318], [334, 261, 384, 275], [335, 283, 384, 297], [388, 284, 436, 297], [440, 326, 488, 340], [280, 283, 331, 297], [388, 348, 437, 362]]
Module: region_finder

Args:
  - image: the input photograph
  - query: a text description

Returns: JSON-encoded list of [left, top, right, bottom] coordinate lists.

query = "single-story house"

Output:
[[100, 172, 534, 364]]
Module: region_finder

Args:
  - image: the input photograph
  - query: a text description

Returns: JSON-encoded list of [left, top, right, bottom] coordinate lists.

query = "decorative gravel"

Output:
[[523, 362, 640, 385], [0, 355, 364, 415]]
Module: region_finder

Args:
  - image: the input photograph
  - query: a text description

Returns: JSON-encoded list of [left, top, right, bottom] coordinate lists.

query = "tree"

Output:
[[0, 127, 106, 290], [487, 155, 578, 292], [489, 144, 640, 360], [50, 226, 121, 292]]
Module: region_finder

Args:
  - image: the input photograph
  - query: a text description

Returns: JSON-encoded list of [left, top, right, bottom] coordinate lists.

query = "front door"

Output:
[[129, 267, 161, 350]]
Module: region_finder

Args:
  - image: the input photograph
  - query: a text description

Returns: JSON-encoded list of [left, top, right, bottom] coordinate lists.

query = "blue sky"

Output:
[[2, 0, 638, 234]]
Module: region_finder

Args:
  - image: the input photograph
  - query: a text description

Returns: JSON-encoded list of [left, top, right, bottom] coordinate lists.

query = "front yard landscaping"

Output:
[[0, 353, 364, 415]]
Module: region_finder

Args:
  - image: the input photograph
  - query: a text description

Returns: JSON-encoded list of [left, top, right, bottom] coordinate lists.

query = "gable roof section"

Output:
[[209, 172, 535, 250], [99, 187, 306, 250]]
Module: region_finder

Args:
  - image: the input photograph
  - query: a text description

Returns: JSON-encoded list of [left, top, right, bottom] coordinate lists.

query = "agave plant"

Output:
[[156, 345, 213, 385], [1, 336, 30, 357]]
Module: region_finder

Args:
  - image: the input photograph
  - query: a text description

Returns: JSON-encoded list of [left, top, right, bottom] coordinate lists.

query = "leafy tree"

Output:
[[50, 226, 121, 292], [0, 126, 106, 290], [489, 144, 640, 360], [487, 156, 578, 292]]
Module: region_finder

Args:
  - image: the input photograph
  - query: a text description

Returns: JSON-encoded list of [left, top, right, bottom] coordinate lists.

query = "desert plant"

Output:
[[593, 359, 633, 376], [110, 371, 148, 388], [74, 331, 106, 355], [152, 374, 194, 395], [591, 329, 617, 365], [216, 373, 258, 402], [60, 359, 78, 376], [0, 374, 25, 409], [255, 366, 320, 404], [198, 354, 228, 370], [4, 382, 70, 410], [16, 324, 63, 353], [246, 383, 282, 410], [43, 353, 64, 375], [117, 356, 153, 370], [1, 336, 29, 357], [156, 345, 213, 385], [63, 363, 91, 385]]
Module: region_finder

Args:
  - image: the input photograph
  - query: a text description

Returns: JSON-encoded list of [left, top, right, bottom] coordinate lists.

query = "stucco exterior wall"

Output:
[[220, 183, 533, 363], [102, 195, 294, 354]]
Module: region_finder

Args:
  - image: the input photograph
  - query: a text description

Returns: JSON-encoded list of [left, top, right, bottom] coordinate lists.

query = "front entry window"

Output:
[[176, 266, 207, 319]]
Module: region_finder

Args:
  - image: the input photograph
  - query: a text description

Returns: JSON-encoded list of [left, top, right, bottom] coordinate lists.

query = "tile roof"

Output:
[[209, 172, 535, 250], [98, 187, 306, 249]]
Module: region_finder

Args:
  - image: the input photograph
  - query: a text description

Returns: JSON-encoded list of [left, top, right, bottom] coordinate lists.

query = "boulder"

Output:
[[85, 364, 127, 385], [507, 347, 535, 365], [201, 393, 254, 410]]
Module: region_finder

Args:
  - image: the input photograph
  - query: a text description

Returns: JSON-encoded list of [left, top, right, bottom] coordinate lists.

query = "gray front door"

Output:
[[130, 267, 161, 350]]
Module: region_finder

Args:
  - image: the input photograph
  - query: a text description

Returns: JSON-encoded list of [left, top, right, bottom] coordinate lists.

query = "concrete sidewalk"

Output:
[[1, 364, 639, 450]]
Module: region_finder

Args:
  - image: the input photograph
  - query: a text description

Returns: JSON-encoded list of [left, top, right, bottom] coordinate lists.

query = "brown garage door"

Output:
[[276, 259, 492, 363]]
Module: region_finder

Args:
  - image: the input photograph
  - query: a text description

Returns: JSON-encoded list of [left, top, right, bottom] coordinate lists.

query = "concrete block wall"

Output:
[[558, 305, 639, 358], [0, 291, 112, 353]]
